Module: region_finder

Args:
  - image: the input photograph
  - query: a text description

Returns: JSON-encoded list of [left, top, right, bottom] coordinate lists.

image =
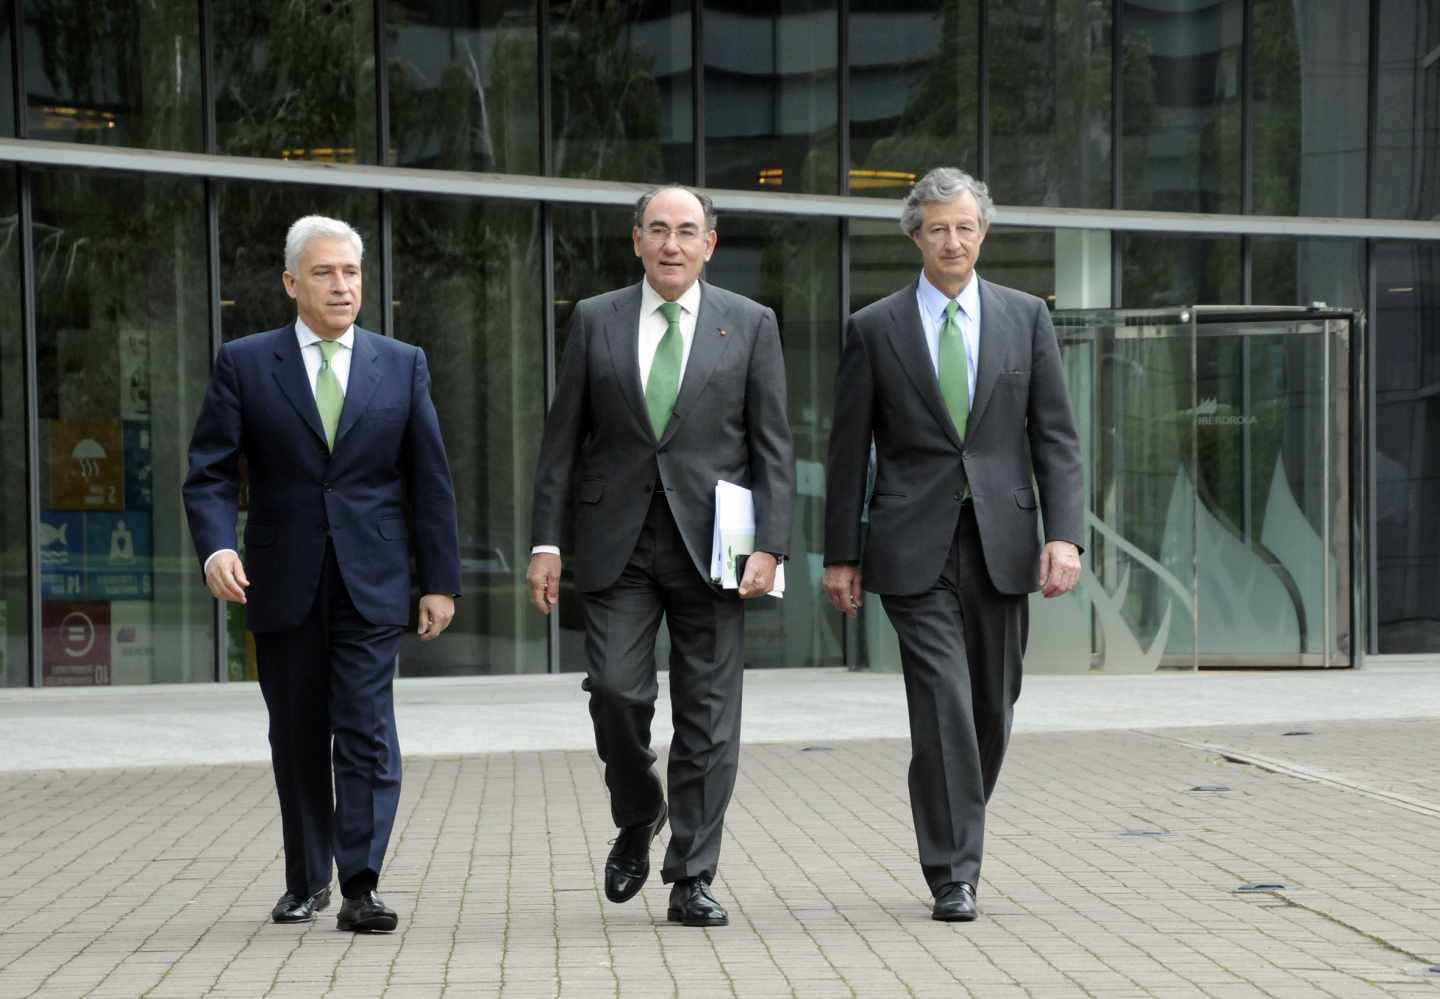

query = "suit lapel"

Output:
[[885, 284, 964, 451], [333, 327, 382, 448], [601, 285, 651, 437], [966, 279, 1009, 437], [660, 281, 733, 447], [270, 324, 328, 447]]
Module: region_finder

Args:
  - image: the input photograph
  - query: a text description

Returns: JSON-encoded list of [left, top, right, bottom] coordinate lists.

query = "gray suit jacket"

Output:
[[824, 278, 1083, 596], [531, 280, 796, 593]]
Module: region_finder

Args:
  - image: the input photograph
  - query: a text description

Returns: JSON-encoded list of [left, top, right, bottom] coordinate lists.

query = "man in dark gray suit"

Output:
[[527, 185, 795, 927], [823, 167, 1083, 922]]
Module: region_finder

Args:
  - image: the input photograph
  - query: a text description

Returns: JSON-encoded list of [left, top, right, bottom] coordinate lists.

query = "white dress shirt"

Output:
[[915, 269, 981, 407], [203, 319, 355, 573], [532, 279, 701, 558]]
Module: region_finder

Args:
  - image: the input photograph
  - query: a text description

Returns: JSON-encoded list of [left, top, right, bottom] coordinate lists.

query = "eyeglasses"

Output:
[[641, 223, 706, 245]]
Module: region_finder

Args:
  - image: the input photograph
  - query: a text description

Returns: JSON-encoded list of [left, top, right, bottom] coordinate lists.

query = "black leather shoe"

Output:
[[667, 878, 729, 927], [271, 885, 331, 924], [336, 890, 398, 933], [605, 801, 668, 903], [932, 881, 978, 922]]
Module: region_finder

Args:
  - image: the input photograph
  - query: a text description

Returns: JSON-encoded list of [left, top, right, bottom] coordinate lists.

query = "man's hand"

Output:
[[1038, 541, 1082, 598], [738, 551, 778, 599], [205, 550, 250, 604], [418, 594, 455, 640], [527, 553, 562, 614], [823, 563, 864, 617]]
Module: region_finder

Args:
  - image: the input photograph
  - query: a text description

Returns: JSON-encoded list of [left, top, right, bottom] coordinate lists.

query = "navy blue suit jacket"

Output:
[[184, 324, 461, 633]]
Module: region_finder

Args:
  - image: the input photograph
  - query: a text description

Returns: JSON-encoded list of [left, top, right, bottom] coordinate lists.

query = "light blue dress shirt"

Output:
[[915, 270, 981, 408]]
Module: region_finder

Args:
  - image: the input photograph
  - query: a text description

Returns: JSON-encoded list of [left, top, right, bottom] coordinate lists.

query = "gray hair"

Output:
[[284, 215, 364, 274], [633, 185, 718, 232], [900, 168, 994, 236]]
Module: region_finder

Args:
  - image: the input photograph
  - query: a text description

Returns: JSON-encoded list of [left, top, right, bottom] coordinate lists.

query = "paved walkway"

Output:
[[1, 668, 1438, 997]]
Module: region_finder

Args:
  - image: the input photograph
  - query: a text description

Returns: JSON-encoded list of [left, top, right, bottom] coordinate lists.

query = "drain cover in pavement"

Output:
[[1235, 883, 1287, 892], [1189, 785, 1231, 792]]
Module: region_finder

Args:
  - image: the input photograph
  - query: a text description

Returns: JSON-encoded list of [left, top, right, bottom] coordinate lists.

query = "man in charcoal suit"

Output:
[[823, 168, 1084, 921], [527, 185, 794, 926]]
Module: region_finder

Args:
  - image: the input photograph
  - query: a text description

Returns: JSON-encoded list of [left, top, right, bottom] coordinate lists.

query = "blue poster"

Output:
[[123, 421, 153, 511], [83, 512, 153, 600], [39, 510, 85, 599]]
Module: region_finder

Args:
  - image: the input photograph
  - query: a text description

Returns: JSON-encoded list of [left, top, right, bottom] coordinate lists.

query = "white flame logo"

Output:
[[71, 438, 107, 478]]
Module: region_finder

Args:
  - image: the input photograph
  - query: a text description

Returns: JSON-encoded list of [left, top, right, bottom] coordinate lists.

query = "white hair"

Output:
[[900, 168, 994, 236], [284, 215, 364, 274]]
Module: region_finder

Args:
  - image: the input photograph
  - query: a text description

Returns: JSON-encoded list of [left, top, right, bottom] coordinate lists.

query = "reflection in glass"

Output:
[[1251, 0, 1367, 218], [1120, 233, 1240, 307], [1120, 0, 1241, 212], [704, 214, 842, 667], [217, 184, 380, 680], [386, 1, 539, 173], [848, 0, 978, 197], [31, 169, 213, 684], [548, 0, 692, 183], [20, 0, 201, 150], [703, 0, 838, 194], [1373, 242, 1440, 652], [1374, 0, 1440, 219], [390, 195, 546, 675], [0, 168, 25, 685], [213, 0, 377, 163], [987, 0, 1111, 209], [1251, 238, 1364, 309], [2, 0, 13, 137]]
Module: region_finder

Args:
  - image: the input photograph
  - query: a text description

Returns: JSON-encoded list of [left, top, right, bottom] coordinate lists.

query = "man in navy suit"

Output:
[[184, 215, 460, 932]]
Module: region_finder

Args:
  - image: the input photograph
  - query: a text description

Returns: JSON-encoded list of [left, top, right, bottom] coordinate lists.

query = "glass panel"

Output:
[[0, 167, 25, 685], [390, 195, 546, 675], [704, 214, 842, 667], [20, 0, 201, 149], [385, 1, 540, 173], [1374, 241, 1440, 652], [213, 0, 377, 163], [32, 169, 212, 685], [217, 184, 381, 680], [1119, 0, 1242, 212], [1, 0, 14, 137], [1251, 238, 1365, 309], [1054, 313, 1198, 671], [1374, 0, 1440, 219], [1120, 233, 1241, 307], [703, 0, 838, 194], [988, 0, 1111, 209], [548, 0, 692, 183], [848, 0, 978, 197], [1251, 0, 1367, 217], [1193, 322, 1346, 663]]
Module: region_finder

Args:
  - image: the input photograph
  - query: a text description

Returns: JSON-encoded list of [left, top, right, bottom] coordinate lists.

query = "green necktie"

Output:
[[315, 339, 344, 449], [646, 301, 683, 437], [938, 299, 970, 439]]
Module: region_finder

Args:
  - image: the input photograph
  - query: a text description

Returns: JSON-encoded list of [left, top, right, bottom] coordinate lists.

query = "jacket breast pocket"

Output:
[[368, 404, 407, 427], [245, 524, 277, 548]]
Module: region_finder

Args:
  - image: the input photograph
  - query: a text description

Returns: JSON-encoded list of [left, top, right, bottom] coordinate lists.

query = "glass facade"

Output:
[[0, 0, 1437, 681]]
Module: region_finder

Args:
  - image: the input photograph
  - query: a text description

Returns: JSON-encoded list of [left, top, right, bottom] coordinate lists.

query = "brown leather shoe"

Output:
[[271, 885, 331, 924], [605, 801, 668, 903], [931, 881, 977, 922]]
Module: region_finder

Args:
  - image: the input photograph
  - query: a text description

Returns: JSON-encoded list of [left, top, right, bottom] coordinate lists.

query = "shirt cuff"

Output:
[[203, 548, 239, 574], [531, 545, 561, 557]]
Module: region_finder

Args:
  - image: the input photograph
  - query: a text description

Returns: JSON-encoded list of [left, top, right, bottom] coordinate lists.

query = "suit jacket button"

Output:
[[953, 492, 962, 501]]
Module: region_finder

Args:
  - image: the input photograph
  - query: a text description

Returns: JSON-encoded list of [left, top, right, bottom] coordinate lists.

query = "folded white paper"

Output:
[[710, 480, 785, 597]]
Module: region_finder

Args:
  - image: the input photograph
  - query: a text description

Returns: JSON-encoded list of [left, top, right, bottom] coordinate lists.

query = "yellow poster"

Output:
[[49, 420, 124, 511]]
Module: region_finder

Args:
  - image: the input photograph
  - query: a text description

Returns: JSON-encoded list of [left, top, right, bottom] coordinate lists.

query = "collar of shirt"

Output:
[[916, 269, 980, 327], [295, 317, 355, 352], [640, 277, 702, 320]]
